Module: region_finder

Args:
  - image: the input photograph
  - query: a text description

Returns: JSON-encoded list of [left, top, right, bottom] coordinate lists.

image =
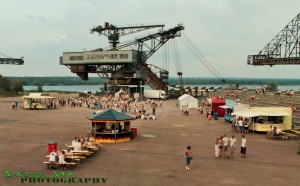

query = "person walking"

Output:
[[151, 102, 156, 116], [240, 135, 247, 158], [208, 112, 213, 125], [184, 146, 192, 170], [229, 135, 237, 159]]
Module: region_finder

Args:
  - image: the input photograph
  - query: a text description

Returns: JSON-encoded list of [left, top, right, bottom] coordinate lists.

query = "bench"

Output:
[[290, 130, 300, 137], [43, 162, 76, 170], [280, 132, 298, 140], [91, 142, 103, 150], [72, 152, 94, 158]]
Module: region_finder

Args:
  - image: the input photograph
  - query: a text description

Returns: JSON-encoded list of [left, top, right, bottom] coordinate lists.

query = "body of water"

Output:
[[23, 84, 300, 92]]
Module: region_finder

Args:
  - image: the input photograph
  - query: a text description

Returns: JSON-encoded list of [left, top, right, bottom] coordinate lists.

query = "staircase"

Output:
[[141, 65, 167, 91]]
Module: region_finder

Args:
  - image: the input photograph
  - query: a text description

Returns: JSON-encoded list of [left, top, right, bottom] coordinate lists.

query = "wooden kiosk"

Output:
[[86, 109, 136, 143], [23, 93, 56, 109]]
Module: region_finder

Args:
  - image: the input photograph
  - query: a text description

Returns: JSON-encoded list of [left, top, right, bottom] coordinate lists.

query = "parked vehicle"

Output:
[[143, 90, 167, 99]]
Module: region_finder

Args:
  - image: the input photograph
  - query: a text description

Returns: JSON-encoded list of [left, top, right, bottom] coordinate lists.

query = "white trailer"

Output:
[[143, 90, 167, 99]]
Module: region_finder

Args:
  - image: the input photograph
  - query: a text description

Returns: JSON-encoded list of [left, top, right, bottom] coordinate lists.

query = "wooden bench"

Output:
[[290, 130, 300, 137], [43, 162, 76, 170], [280, 132, 298, 140], [72, 152, 93, 158], [91, 142, 103, 150]]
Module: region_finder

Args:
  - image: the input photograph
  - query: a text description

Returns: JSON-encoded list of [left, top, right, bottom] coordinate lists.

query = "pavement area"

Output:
[[0, 95, 299, 186]]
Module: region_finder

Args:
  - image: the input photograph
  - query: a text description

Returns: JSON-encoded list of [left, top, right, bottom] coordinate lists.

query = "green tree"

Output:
[[267, 82, 277, 91], [11, 80, 24, 93], [37, 84, 43, 92], [0, 76, 11, 91]]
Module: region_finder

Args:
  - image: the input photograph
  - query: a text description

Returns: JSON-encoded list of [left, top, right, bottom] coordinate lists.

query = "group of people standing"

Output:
[[184, 134, 247, 170], [232, 116, 250, 134], [214, 134, 246, 159], [214, 134, 236, 159]]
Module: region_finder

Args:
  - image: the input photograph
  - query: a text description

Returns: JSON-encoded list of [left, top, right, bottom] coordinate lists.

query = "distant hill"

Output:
[[6, 76, 300, 86]]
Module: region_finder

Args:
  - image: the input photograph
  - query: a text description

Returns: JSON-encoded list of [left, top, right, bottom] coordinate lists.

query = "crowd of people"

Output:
[[48, 133, 95, 169], [232, 116, 250, 134], [66, 94, 162, 120]]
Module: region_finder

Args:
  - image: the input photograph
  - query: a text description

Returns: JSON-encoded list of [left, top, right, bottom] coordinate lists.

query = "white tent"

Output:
[[115, 88, 126, 98], [177, 94, 198, 108]]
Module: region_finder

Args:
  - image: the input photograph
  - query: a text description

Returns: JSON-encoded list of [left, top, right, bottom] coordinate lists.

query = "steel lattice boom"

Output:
[[91, 22, 165, 49], [0, 53, 24, 65], [247, 13, 300, 66]]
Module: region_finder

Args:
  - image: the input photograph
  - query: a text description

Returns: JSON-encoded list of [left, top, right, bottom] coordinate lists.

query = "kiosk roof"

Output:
[[86, 109, 135, 121]]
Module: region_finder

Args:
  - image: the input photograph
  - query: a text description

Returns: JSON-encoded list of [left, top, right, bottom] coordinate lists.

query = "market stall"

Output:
[[22, 93, 56, 110], [212, 96, 226, 117], [231, 107, 292, 132], [86, 109, 136, 143]]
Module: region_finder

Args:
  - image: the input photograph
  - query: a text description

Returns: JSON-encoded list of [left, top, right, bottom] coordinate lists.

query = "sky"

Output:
[[0, 0, 300, 79]]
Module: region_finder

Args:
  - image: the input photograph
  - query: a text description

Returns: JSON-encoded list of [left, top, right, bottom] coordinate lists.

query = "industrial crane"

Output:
[[0, 53, 24, 65], [90, 22, 165, 49], [60, 23, 184, 94]]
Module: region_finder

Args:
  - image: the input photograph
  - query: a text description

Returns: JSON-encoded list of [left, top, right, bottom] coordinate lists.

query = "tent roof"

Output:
[[117, 88, 126, 94], [178, 94, 195, 100], [212, 96, 225, 104], [86, 109, 135, 122], [23, 93, 55, 99]]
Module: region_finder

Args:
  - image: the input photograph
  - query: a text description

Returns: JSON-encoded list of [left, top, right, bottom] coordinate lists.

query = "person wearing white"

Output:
[[240, 135, 247, 158], [214, 138, 219, 158], [229, 135, 237, 159], [74, 139, 82, 151], [222, 135, 229, 158], [71, 137, 77, 146], [49, 150, 57, 162], [65, 149, 73, 156], [58, 151, 66, 163]]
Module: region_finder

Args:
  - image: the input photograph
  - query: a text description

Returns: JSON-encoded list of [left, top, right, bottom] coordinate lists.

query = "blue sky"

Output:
[[0, 0, 300, 78]]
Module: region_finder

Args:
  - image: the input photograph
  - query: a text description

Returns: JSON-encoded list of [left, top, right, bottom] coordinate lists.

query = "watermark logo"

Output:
[[4, 170, 108, 184]]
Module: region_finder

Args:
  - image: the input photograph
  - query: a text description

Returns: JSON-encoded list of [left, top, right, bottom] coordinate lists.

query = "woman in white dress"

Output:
[[214, 138, 219, 158]]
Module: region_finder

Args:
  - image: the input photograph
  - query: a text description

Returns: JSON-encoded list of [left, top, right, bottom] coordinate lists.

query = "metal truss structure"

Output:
[[0, 53, 24, 65], [247, 13, 300, 66]]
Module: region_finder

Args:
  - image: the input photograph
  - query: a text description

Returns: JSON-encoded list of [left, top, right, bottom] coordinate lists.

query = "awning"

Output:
[[259, 111, 290, 116], [232, 110, 290, 117], [231, 110, 259, 117], [218, 105, 233, 109]]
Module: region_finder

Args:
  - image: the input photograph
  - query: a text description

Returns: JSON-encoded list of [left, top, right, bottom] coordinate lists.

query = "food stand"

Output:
[[23, 93, 56, 110], [232, 107, 292, 132], [86, 109, 136, 143]]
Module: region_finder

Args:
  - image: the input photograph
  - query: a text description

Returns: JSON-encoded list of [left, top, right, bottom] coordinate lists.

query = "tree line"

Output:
[[0, 75, 23, 94]]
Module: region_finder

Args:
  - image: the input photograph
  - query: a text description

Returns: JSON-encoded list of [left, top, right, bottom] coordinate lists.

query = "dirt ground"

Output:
[[0, 95, 299, 186]]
